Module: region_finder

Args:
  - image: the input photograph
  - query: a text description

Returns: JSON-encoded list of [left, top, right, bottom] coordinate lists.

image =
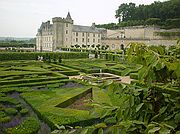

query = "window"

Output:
[[76, 32, 78, 36], [93, 33, 95, 37], [98, 39, 100, 43], [82, 38, 84, 42], [76, 38, 78, 42], [66, 23, 68, 27], [93, 39, 95, 43], [87, 33, 89, 37], [98, 34, 100, 37], [82, 33, 85, 36], [88, 38, 90, 42], [66, 30, 68, 34], [120, 44, 124, 50]]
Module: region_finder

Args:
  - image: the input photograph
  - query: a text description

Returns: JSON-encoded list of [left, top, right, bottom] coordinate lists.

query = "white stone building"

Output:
[[36, 13, 179, 51], [36, 12, 106, 51]]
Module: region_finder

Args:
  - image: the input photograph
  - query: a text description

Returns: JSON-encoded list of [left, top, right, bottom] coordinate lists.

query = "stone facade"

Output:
[[36, 12, 106, 51], [102, 26, 179, 50], [36, 13, 179, 51]]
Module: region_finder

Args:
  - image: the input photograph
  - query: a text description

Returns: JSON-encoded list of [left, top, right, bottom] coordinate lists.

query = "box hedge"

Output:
[[0, 52, 88, 61], [6, 117, 40, 134], [5, 108, 18, 115]]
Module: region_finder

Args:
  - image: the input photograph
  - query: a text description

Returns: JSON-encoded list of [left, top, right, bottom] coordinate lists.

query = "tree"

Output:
[[145, 18, 161, 25]]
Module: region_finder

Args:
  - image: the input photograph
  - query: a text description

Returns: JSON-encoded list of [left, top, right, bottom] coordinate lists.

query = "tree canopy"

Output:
[[97, 0, 180, 29]]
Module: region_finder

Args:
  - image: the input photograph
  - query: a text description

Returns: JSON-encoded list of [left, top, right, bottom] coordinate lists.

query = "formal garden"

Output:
[[0, 42, 179, 134]]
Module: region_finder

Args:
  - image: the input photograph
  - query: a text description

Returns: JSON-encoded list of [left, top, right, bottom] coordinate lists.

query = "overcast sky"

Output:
[[0, 0, 166, 37]]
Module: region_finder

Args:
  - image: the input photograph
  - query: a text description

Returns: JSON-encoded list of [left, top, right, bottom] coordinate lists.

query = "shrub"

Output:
[[0, 104, 5, 111], [20, 108, 29, 116], [0, 96, 19, 105], [5, 108, 18, 115], [0, 76, 67, 86], [6, 117, 40, 134], [0, 52, 88, 61], [0, 116, 11, 123], [16, 104, 22, 111], [104, 117, 117, 124], [0, 111, 6, 118]]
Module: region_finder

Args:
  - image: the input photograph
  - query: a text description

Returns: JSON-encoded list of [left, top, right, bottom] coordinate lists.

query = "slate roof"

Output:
[[73, 25, 104, 33]]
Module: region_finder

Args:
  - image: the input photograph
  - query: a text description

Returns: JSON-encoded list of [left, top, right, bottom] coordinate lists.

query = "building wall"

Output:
[[52, 17, 64, 50], [124, 27, 145, 39], [72, 32, 101, 48], [36, 14, 179, 52], [63, 22, 73, 47], [102, 39, 123, 50], [102, 38, 177, 50], [106, 30, 124, 39]]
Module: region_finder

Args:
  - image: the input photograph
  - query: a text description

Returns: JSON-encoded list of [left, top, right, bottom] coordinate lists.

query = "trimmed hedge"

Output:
[[100, 53, 127, 61], [0, 52, 88, 61], [20, 108, 29, 116], [5, 108, 18, 115], [6, 117, 40, 134], [0, 76, 68, 86], [0, 79, 71, 88], [56, 88, 92, 108]]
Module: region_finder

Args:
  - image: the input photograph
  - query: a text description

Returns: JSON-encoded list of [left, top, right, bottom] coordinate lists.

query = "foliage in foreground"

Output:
[[54, 43, 180, 134]]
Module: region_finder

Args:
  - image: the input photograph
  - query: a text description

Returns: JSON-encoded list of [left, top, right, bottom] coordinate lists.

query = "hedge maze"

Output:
[[0, 58, 122, 133], [0, 56, 142, 133]]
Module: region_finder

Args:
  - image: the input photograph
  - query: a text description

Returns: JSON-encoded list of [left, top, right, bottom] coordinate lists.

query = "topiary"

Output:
[[0, 104, 5, 111], [0, 111, 11, 123], [6, 117, 40, 134], [0, 116, 11, 123], [20, 108, 29, 116], [16, 104, 22, 111], [5, 108, 18, 115]]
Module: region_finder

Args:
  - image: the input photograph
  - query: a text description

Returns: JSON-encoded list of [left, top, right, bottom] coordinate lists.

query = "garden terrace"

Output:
[[0, 60, 82, 87], [60, 58, 142, 76], [0, 43, 179, 134], [21, 85, 107, 129]]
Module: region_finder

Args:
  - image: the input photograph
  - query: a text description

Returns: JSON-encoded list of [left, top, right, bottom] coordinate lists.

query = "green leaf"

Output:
[[95, 123, 107, 128], [109, 126, 119, 134], [129, 96, 134, 107], [155, 61, 165, 71], [138, 66, 148, 82], [80, 128, 89, 134], [159, 106, 168, 115], [175, 130, 180, 134], [136, 103, 144, 112], [148, 127, 161, 133], [175, 112, 180, 123], [164, 114, 174, 121], [100, 109, 112, 119], [159, 128, 171, 134], [98, 128, 103, 134], [146, 54, 157, 66]]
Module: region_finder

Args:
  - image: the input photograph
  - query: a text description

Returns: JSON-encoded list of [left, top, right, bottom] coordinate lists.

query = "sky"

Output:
[[0, 0, 166, 37]]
